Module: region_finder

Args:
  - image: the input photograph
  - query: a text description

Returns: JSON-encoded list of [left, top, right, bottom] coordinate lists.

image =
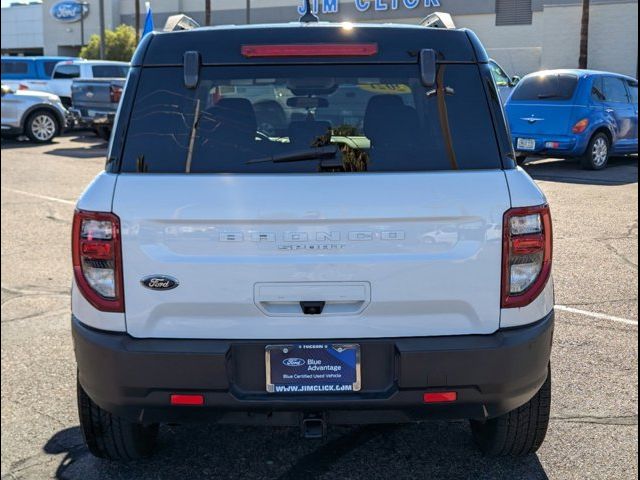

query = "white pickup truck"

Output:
[[72, 22, 555, 461], [14, 60, 129, 107]]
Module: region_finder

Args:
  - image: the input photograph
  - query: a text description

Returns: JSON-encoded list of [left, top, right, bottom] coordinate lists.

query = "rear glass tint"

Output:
[[1, 61, 29, 75], [511, 73, 578, 101], [92, 65, 129, 78], [43, 61, 61, 77], [602, 77, 630, 103], [119, 64, 501, 174]]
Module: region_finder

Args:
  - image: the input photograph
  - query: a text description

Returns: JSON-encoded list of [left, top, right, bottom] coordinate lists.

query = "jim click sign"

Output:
[[297, 0, 441, 14]]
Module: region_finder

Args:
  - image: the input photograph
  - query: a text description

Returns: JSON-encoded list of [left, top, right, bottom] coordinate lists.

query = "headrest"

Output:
[[288, 120, 332, 146], [203, 97, 257, 134], [363, 94, 405, 141]]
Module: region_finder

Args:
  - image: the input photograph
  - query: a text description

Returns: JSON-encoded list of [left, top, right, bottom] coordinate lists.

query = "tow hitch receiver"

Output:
[[301, 415, 326, 439]]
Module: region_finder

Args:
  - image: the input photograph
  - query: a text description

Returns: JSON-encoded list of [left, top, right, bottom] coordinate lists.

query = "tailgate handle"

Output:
[[255, 282, 370, 317], [300, 301, 325, 315]]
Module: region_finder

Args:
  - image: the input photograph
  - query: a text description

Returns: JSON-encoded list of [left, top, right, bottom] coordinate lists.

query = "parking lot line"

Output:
[[1, 187, 75, 206], [555, 305, 638, 326]]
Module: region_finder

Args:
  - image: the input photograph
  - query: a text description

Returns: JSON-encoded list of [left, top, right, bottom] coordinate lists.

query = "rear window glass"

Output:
[[511, 73, 578, 101], [120, 64, 501, 174], [1, 61, 29, 75], [43, 61, 61, 77], [53, 64, 80, 79], [602, 77, 630, 103], [92, 65, 129, 78]]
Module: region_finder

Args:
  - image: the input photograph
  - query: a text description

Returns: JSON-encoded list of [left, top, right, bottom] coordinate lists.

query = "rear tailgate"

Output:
[[114, 172, 510, 339], [109, 33, 512, 340], [507, 102, 576, 136], [71, 79, 123, 112]]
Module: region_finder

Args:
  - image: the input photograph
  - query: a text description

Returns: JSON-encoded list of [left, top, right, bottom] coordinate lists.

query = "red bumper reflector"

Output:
[[170, 394, 204, 406], [423, 392, 457, 403], [241, 43, 378, 58]]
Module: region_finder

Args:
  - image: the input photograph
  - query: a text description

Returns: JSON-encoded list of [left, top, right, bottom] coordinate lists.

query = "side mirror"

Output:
[[420, 49, 437, 87], [510, 76, 521, 87]]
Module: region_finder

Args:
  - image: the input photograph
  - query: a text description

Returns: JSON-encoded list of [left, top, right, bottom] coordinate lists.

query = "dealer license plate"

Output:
[[265, 344, 361, 393], [517, 138, 536, 150]]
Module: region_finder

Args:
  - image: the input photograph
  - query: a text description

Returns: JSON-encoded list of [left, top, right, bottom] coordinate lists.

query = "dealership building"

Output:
[[1, 0, 638, 77]]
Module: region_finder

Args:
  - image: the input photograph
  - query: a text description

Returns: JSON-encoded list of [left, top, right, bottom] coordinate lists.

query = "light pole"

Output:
[[246, 0, 250, 24], [99, 0, 106, 59], [79, 2, 88, 48]]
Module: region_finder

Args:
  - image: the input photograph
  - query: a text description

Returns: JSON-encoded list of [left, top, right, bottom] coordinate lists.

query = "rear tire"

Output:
[[25, 110, 59, 143], [470, 365, 551, 457], [77, 378, 159, 460], [580, 133, 610, 170], [94, 125, 112, 141]]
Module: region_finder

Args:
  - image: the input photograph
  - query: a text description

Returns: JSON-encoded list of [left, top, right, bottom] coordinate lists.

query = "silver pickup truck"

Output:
[[70, 78, 125, 140]]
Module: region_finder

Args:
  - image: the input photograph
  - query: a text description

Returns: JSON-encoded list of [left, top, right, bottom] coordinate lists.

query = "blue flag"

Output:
[[141, 2, 154, 39]]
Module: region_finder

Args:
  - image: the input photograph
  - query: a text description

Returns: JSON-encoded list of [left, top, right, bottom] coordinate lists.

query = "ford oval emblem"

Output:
[[283, 358, 306, 367], [141, 275, 179, 291], [50, 1, 88, 23]]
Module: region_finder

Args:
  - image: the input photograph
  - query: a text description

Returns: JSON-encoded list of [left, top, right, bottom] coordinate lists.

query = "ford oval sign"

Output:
[[50, 1, 88, 23], [141, 275, 179, 291], [283, 358, 306, 367]]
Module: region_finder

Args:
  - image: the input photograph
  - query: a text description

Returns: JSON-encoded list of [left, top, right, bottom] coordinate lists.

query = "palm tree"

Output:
[[205, 0, 211, 26], [134, 0, 141, 42], [578, 0, 590, 69]]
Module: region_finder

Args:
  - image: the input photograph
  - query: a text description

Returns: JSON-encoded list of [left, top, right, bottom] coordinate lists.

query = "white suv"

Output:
[[71, 22, 554, 461]]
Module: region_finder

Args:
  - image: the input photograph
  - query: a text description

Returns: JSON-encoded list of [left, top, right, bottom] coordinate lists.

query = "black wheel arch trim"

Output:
[[20, 104, 65, 132]]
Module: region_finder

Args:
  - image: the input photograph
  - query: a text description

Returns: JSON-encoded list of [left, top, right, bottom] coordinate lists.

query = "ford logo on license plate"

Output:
[[141, 275, 179, 291], [283, 358, 306, 367]]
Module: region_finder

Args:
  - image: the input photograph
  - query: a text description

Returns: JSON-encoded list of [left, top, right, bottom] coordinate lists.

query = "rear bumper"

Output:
[[511, 133, 588, 157], [69, 108, 115, 127], [73, 311, 554, 425]]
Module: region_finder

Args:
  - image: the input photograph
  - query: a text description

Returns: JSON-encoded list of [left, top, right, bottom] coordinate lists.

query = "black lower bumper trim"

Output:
[[73, 312, 554, 424]]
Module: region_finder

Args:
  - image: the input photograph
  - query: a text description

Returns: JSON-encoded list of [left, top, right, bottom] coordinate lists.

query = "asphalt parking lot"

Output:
[[1, 134, 637, 480]]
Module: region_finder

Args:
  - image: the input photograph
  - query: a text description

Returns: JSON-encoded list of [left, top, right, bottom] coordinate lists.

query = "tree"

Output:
[[578, 0, 590, 69], [80, 24, 137, 62]]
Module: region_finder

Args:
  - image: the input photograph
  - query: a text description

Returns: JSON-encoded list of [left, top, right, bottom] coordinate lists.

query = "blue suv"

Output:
[[506, 69, 638, 170]]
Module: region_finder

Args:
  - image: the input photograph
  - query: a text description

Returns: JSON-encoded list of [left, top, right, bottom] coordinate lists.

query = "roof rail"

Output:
[[420, 12, 456, 29], [163, 14, 200, 32]]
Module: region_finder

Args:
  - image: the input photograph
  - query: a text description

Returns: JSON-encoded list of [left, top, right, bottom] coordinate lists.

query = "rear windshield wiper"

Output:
[[246, 145, 339, 164]]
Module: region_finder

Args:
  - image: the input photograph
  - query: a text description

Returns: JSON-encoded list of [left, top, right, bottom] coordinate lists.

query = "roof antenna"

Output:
[[299, 0, 319, 23]]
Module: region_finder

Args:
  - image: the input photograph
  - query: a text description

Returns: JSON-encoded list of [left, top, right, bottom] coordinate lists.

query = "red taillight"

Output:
[[110, 85, 123, 103], [72, 210, 124, 312], [241, 43, 378, 58], [502, 205, 553, 309], [18, 83, 29, 90], [170, 394, 204, 406], [423, 392, 457, 403], [572, 118, 589, 134]]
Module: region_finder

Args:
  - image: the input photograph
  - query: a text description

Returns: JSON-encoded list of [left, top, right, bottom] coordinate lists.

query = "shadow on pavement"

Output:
[[44, 422, 549, 480], [524, 156, 638, 186], [1, 132, 107, 158], [0, 137, 60, 150]]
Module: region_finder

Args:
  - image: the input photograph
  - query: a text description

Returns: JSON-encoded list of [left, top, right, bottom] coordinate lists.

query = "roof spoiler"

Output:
[[420, 12, 456, 29], [164, 14, 200, 32]]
